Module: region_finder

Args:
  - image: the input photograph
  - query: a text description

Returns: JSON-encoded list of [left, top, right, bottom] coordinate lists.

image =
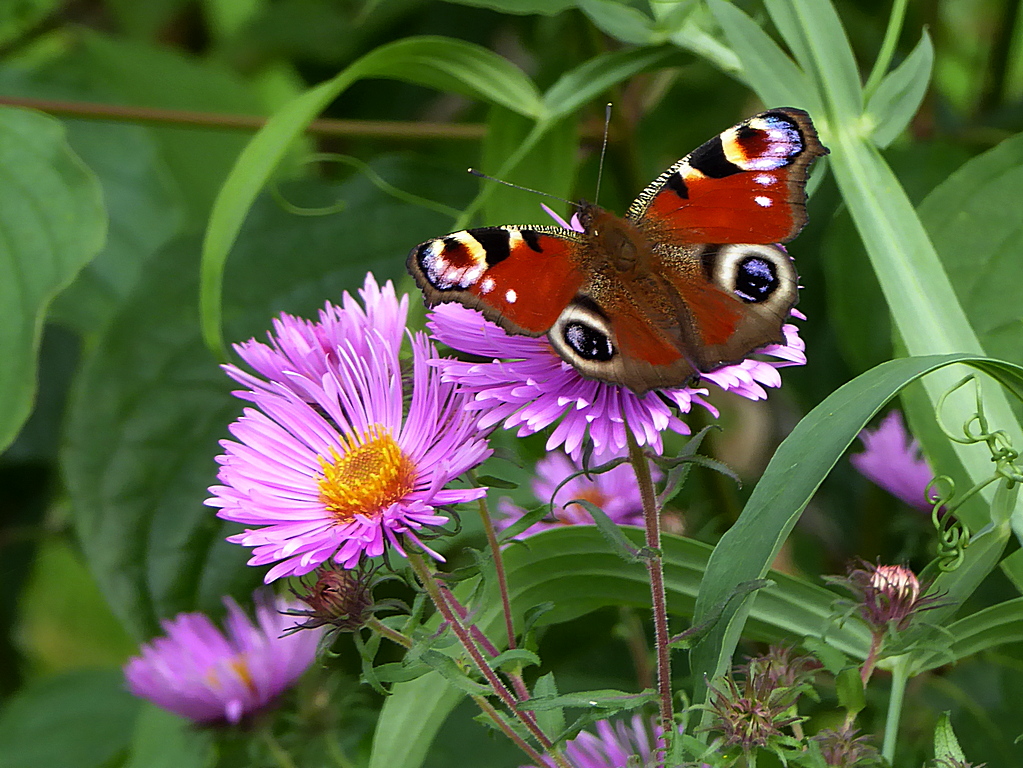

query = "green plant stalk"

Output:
[[367, 617, 413, 649], [881, 654, 911, 762], [862, 0, 910, 99]]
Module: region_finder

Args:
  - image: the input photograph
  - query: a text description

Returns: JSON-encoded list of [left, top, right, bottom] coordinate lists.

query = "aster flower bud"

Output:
[[286, 564, 374, 633], [836, 561, 940, 633], [811, 725, 881, 767]]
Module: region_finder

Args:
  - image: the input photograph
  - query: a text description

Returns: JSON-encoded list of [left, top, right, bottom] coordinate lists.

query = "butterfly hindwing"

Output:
[[628, 108, 828, 245], [407, 225, 586, 335]]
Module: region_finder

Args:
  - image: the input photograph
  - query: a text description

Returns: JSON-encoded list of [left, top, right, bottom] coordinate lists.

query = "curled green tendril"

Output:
[[926, 475, 969, 571], [930, 376, 1023, 569]]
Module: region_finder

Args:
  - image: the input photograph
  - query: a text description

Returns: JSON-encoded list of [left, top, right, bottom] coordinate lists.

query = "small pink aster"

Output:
[[850, 411, 936, 512], [207, 277, 492, 582], [499, 451, 650, 537], [124, 591, 321, 725], [529, 715, 667, 768], [428, 304, 804, 459]]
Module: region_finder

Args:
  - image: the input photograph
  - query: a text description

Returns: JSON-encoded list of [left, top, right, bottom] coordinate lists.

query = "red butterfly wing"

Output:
[[407, 225, 585, 335], [628, 108, 828, 244]]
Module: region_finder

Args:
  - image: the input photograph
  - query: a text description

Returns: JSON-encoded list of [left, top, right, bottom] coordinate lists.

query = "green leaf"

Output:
[[0, 669, 141, 768], [690, 354, 1023, 714], [933, 712, 967, 762], [0, 107, 105, 452], [418, 651, 491, 696], [0, 0, 60, 45], [65, 164, 456, 637], [577, 0, 658, 45], [866, 31, 934, 149], [520, 689, 656, 711], [706, 0, 820, 113], [566, 499, 643, 562], [201, 35, 542, 357], [914, 598, 1023, 672], [124, 704, 214, 768], [835, 667, 865, 715], [919, 130, 1023, 369], [78, 33, 264, 228], [542, 46, 683, 120], [531, 674, 565, 743], [763, 0, 863, 119], [432, 0, 575, 14]]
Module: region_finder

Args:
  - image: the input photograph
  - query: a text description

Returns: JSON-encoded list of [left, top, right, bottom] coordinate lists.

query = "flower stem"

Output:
[[882, 655, 911, 763], [367, 616, 412, 648], [471, 694, 553, 768], [863, 0, 910, 100], [406, 550, 569, 768], [472, 478, 518, 651], [626, 430, 674, 756]]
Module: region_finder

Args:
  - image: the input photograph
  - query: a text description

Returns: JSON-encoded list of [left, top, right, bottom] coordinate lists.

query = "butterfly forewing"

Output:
[[628, 108, 828, 245], [407, 224, 586, 335]]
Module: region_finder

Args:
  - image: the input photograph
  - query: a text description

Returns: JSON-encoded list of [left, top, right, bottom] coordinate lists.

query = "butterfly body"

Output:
[[408, 108, 827, 393]]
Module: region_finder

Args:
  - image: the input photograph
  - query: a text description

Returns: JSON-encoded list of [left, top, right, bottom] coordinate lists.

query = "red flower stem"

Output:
[[406, 551, 568, 767], [439, 586, 531, 700], [472, 486, 518, 651], [471, 694, 552, 768], [626, 431, 674, 757]]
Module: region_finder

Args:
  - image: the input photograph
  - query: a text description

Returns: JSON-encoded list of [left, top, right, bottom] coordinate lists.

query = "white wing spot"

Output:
[[505, 289, 517, 304], [755, 196, 772, 208], [481, 277, 495, 294], [754, 174, 776, 186]]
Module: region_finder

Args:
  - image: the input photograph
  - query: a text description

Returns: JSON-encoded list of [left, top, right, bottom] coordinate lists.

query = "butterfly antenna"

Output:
[[467, 168, 580, 209], [594, 102, 612, 205]]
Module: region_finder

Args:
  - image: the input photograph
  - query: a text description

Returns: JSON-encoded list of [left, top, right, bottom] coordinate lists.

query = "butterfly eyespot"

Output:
[[733, 255, 778, 303], [564, 321, 615, 361]]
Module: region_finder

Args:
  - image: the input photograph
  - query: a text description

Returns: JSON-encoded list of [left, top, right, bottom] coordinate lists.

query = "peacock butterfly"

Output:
[[407, 107, 828, 394]]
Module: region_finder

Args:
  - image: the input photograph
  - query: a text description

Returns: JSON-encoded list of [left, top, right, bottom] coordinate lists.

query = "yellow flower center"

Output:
[[317, 426, 416, 522]]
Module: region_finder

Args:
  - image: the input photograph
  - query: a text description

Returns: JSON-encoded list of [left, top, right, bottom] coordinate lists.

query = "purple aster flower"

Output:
[[528, 715, 666, 768], [226, 273, 407, 397], [498, 451, 652, 537], [207, 279, 492, 582], [124, 591, 321, 725], [850, 411, 936, 512], [427, 304, 804, 459]]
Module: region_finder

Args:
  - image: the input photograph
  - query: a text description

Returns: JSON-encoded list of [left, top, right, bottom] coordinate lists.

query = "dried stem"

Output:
[[626, 430, 674, 760]]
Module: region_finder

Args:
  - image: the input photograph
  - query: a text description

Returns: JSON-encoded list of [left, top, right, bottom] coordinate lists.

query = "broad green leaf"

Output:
[[531, 674, 565, 744], [690, 354, 1023, 715], [706, 0, 820, 113], [0, 669, 141, 768], [0, 0, 59, 45], [919, 130, 1023, 369], [914, 598, 1023, 672], [65, 164, 456, 637], [370, 527, 869, 768], [0, 107, 105, 452], [866, 31, 934, 149], [577, 0, 658, 45], [201, 35, 541, 357], [0, 62, 186, 336], [835, 667, 865, 714], [78, 33, 264, 227], [124, 704, 214, 768]]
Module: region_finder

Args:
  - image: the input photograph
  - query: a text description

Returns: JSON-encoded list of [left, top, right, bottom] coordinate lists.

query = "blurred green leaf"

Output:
[[706, 0, 820, 113], [201, 35, 542, 357], [919, 130, 1023, 369], [0, 107, 105, 453], [77, 33, 265, 227], [577, 0, 657, 45], [105, 0, 190, 39], [434, 0, 575, 14], [866, 31, 933, 149], [0, 669, 141, 768], [65, 163, 461, 637], [0, 0, 59, 46], [124, 704, 214, 768]]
